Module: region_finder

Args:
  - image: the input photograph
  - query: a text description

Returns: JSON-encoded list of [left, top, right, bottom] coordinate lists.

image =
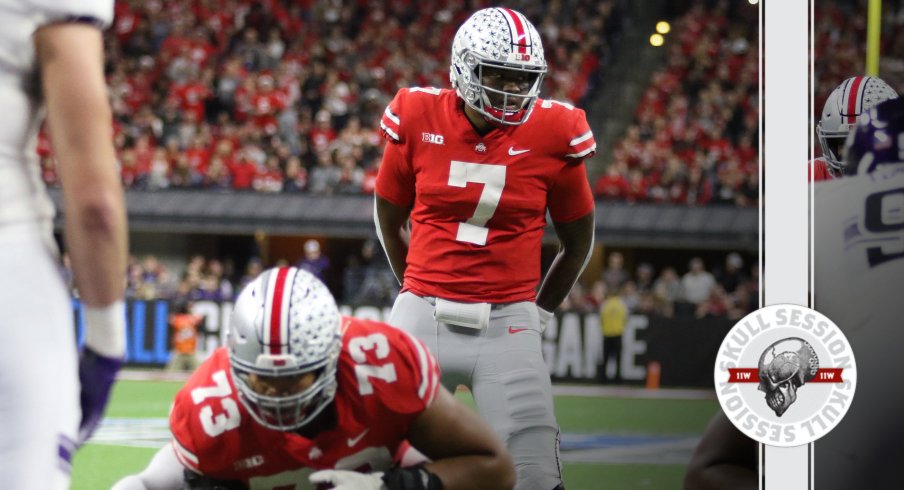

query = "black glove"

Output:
[[183, 469, 248, 490]]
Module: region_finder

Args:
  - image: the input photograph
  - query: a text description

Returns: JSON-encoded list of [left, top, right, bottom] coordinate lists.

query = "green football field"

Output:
[[72, 378, 720, 490]]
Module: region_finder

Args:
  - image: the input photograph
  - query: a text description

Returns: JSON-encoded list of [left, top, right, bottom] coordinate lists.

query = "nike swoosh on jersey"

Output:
[[508, 147, 530, 156], [508, 327, 529, 334], [347, 429, 369, 446]]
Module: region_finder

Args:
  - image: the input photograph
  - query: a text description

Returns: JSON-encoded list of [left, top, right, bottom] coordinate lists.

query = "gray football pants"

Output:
[[388, 292, 563, 490]]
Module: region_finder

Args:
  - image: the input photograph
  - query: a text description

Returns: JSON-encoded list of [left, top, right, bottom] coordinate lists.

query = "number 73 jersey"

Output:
[[376, 87, 596, 304], [169, 317, 440, 488]]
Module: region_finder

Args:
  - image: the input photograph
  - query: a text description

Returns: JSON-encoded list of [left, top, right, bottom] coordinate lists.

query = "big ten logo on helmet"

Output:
[[714, 304, 857, 447]]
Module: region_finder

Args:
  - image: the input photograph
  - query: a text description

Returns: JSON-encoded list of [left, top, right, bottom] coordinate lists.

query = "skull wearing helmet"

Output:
[[757, 338, 819, 417]]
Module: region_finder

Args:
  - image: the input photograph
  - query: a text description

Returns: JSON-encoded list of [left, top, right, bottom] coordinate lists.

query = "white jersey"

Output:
[[0, 0, 112, 225], [0, 3, 112, 489], [813, 166, 904, 489]]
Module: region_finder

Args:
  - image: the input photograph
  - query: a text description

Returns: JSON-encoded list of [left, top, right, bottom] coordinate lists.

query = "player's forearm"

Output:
[[37, 23, 128, 307], [425, 454, 515, 490], [63, 193, 128, 306], [374, 196, 410, 285], [536, 214, 595, 311]]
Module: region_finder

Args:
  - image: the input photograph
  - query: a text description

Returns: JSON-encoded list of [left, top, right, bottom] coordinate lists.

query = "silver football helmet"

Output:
[[228, 266, 342, 431], [450, 7, 547, 125], [817, 76, 898, 175]]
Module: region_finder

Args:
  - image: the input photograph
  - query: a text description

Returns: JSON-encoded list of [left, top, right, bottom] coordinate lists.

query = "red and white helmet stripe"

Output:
[[498, 7, 531, 56], [843, 76, 866, 125], [263, 266, 296, 356]]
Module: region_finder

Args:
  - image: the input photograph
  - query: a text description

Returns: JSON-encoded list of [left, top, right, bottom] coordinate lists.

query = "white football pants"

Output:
[[389, 292, 562, 490], [0, 221, 79, 490]]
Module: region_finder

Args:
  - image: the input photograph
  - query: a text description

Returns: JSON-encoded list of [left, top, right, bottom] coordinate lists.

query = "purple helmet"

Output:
[[843, 98, 904, 176]]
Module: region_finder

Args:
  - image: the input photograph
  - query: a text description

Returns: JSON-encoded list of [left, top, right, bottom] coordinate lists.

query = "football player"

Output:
[[112, 267, 515, 490], [0, 1, 128, 489], [374, 8, 595, 490], [811, 96, 904, 488], [811, 76, 897, 181], [686, 98, 904, 489]]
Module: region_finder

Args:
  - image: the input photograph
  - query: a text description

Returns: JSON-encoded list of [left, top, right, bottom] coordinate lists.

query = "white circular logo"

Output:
[[714, 304, 857, 447]]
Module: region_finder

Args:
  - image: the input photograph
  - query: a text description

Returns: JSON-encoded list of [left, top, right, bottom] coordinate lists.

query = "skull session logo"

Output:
[[714, 305, 857, 447]]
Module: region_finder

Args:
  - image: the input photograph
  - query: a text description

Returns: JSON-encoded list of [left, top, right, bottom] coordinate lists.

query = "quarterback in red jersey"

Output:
[[112, 267, 514, 490], [374, 8, 595, 490]]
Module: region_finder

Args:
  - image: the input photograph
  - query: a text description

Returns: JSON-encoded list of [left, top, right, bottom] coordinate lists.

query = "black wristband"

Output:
[[382, 464, 444, 490]]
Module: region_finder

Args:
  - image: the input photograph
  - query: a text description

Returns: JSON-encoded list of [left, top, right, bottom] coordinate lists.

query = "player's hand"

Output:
[[77, 347, 123, 445], [309, 470, 387, 490], [537, 306, 554, 333]]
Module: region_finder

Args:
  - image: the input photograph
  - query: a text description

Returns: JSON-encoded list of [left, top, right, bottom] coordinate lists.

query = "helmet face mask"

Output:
[[818, 76, 898, 174], [228, 267, 342, 431], [450, 8, 547, 126]]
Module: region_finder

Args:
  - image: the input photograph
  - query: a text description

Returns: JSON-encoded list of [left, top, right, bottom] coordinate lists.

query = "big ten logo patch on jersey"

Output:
[[422, 132, 444, 145], [714, 304, 857, 447]]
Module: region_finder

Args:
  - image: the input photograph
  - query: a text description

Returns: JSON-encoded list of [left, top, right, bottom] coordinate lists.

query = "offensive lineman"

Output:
[[374, 8, 595, 490], [113, 267, 515, 490], [0, 1, 128, 488]]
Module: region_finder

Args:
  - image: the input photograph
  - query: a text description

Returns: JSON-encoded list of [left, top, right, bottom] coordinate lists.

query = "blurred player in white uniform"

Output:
[[0, 1, 127, 488], [374, 8, 596, 490], [685, 98, 904, 490], [812, 97, 904, 489]]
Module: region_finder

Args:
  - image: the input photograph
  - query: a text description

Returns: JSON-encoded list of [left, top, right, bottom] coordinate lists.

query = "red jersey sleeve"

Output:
[[563, 107, 597, 161], [380, 89, 407, 144], [375, 135, 416, 208], [343, 319, 440, 416], [548, 161, 594, 223], [546, 105, 595, 222]]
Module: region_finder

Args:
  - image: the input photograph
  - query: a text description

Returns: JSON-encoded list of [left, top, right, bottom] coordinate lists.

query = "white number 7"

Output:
[[448, 161, 507, 246]]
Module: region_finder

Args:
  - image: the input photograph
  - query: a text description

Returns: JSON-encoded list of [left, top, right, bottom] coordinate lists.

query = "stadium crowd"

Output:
[[594, 1, 759, 207], [38, 0, 621, 196], [815, 0, 904, 120]]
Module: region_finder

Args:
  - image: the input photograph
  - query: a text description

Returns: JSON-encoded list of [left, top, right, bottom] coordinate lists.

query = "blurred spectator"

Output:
[[602, 251, 628, 290], [635, 262, 655, 294], [681, 257, 717, 306], [588, 280, 607, 310], [599, 285, 627, 384], [296, 239, 329, 281], [715, 252, 747, 293], [654, 266, 683, 306], [166, 301, 204, 373], [343, 239, 398, 306]]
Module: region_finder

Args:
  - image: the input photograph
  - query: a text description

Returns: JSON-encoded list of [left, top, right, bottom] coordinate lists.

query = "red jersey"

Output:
[[376, 87, 596, 303], [170, 317, 440, 487], [809, 157, 836, 182]]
